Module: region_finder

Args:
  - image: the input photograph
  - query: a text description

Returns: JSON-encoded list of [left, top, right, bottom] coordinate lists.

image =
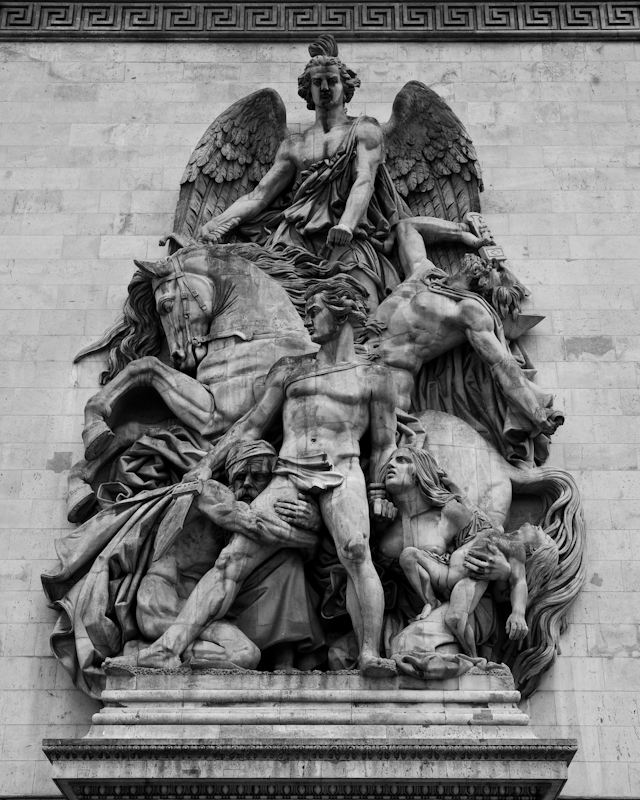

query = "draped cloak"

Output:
[[41, 425, 324, 699], [261, 117, 405, 302]]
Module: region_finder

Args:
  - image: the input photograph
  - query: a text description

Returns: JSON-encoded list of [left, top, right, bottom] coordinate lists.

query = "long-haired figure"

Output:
[[380, 446, 559, 657]]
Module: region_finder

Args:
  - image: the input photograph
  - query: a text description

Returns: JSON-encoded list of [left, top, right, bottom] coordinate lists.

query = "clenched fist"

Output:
[[327, 223, 353, 248]]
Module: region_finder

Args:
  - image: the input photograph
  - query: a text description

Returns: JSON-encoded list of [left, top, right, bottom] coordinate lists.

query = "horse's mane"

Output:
[[224, 242, 341, 317], [99, 242, 337, 383], [100, 271, 161, 385]]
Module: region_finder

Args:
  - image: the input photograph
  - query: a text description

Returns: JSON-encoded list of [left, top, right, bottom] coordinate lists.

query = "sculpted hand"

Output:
[[274, 493, 322, 531], [506, 612, 528, 641], [464, 544, 511, 582], [182, 462, 213, 484], [327, 223, 353, 248], [200, 216, 240, 244], [368, 485, 397, 521]]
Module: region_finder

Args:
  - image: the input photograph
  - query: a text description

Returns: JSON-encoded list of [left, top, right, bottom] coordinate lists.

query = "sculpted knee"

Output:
[[339, 535, 368, 565], [444, 607, 466, 630], [399, 547, 421, 571], [232, 638, 261, 670], [214, 549, 243, 578]]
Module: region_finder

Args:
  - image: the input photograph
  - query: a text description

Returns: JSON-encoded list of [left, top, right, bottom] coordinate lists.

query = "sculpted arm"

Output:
[[369, 369, 398, 486], [185, 362, 288, 481], [202, 139, 296, 240], [458, 301, 551, 431], [194, 481, 284, 541], [329, 121, 384, 247], [505, 556, 529, 640]]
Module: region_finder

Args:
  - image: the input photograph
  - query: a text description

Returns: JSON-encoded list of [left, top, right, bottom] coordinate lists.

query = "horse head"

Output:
[[134, 246, 216, 375]]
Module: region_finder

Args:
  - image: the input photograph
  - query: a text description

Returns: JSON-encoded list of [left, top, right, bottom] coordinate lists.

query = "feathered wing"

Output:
[[383, 80, 483, 274], [172, 88, 288, 245]]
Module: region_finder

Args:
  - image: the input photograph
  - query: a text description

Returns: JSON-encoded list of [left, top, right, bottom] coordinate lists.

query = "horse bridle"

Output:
[[152, 252, 216, 350]]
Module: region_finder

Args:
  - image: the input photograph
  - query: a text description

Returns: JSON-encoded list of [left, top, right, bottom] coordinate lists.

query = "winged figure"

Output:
[[171, 33, 557, 466], [53, 34, 583, 700]]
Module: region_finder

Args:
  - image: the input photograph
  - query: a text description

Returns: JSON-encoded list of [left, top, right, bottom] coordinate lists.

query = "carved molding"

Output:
[[50, 782, 547, 800], [43, 738, 578, 763], [2, 2, 640, 41]]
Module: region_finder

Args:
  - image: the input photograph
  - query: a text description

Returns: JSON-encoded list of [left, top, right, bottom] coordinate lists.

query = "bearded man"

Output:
[[130, 439, 325, 670], [107, 275, 399, 676]]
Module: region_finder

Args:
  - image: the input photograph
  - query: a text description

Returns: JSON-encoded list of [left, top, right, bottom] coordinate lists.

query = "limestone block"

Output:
[[611, 501, 640, 530], [587, 529, 633, 560]]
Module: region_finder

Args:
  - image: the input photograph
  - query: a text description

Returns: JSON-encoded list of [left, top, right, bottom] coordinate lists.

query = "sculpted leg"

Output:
[[444, 577, 488, 657], [105, 534, 278, 669], [398, 546, 446, 618], [320, 472, 396, 676], [134, 569, 260, 670], [187, 620, 261, 669]]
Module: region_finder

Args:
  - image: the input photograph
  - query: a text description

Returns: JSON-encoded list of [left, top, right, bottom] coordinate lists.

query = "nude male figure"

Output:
[[108, 275, 399, 676], [364, 251, 560, 434]]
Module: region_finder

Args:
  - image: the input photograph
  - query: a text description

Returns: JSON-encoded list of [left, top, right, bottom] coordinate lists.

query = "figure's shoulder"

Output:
[[456, 295, 494, 328], [354, 115, 384, 147], [441, 496, 473, 525], [359, 361, 397, 397], [267, 353, 314, 380], [358, 360, 389, 378]]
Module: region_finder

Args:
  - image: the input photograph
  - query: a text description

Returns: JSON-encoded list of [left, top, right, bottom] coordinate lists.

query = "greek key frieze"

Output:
[[2, 2, 640, 40]]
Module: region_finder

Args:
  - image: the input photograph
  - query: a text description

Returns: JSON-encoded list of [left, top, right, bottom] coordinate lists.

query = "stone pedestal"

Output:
[[44, 667, 576, 800]]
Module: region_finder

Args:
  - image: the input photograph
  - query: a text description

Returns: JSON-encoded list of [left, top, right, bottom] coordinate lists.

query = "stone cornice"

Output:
[[43, 738, 578, 764], [1, 2, 640, 42]]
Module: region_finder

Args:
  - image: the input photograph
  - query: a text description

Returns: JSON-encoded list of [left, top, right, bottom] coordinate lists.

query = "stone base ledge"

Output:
[[43, 738, 577, 800], [43, 669, 576, 800]]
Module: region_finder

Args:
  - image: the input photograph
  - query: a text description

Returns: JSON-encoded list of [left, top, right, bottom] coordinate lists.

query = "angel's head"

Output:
[[298, 34, 361, 110]]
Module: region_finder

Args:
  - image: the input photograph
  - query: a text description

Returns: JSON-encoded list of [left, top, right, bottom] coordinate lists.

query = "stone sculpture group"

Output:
[[42, 34, 585, 701]]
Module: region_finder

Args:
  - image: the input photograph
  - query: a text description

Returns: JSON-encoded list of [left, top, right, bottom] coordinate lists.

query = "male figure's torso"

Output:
[[279, 359, 377, 467], [289, 120, 356, 173], [368, 279, 471, 372]]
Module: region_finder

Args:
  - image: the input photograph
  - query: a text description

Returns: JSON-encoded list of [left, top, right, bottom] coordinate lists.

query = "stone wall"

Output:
[[0, 38, 639, 798]]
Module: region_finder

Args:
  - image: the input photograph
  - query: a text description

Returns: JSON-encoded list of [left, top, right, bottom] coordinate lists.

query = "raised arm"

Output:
[[328, 120, 384, 247], [184, 360, 289, 482], [201, 138, 296, 241]]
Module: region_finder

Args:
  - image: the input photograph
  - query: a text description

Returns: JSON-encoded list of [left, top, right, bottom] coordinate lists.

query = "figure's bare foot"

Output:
[[359, 655, 398, 677], [415, 603, 433, 621], [104, 646, 182, 670]]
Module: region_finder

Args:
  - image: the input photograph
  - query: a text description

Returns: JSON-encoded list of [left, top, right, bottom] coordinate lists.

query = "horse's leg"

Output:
[[83, 356, 217, 459]]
